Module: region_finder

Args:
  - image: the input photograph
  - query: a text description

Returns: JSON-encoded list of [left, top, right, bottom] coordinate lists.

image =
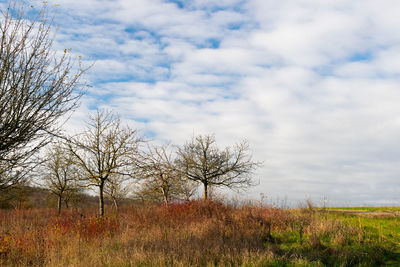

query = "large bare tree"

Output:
[[0, 1, 86, 190], [67, 111, 143, 216], [40, 143, 81, 214], [177, 134, 260, 200]]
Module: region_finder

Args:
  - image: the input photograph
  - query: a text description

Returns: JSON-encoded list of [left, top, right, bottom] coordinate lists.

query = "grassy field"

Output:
[[0, 201, 399, 266]]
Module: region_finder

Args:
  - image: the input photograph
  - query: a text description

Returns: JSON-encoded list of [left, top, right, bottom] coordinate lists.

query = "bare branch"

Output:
[[0, 1, 88, 190]]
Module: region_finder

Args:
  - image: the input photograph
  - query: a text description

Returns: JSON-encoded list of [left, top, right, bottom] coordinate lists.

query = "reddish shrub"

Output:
[[49, 214, 120, 240], [77, 216, 120, 239]]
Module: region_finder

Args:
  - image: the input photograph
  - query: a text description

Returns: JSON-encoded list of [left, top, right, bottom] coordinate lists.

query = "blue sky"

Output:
[[11, 0, 400, 205]]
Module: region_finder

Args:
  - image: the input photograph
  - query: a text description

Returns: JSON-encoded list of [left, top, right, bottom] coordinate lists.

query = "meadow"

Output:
[[0, 201, 399, 266]]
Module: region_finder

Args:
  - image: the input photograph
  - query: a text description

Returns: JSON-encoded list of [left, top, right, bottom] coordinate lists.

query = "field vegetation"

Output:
[[0, 200, 399, 266], [0, 2, 399, 266]]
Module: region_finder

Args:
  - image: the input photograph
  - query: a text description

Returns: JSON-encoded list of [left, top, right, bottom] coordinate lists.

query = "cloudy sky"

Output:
[[16, 0, 400, 205]]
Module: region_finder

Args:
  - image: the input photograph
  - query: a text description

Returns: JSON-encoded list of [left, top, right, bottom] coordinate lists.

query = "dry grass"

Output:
[[0, 201, 396, 266]]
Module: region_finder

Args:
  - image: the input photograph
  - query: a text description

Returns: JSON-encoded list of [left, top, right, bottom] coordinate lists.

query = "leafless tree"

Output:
[[140, 144, 197, 205], [178, 177, 198, 201], [40, 142, 81, 214], [66, 111, 143, 216], [104, 174, 130, 211], [132, 182, 162, 204], [62, 186, 83, 209], [0, 1, 86, 190], [177, 134, 260, 200]]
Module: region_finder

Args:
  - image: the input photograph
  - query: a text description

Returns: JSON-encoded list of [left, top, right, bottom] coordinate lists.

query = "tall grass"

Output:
[[0, 200, 397, 266]]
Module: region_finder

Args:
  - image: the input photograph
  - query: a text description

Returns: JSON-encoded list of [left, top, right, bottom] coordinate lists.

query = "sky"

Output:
[[8, 0, 400, 206]]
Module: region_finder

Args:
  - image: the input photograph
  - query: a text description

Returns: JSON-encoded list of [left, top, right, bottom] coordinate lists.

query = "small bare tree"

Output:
[[133, 182, 162, 204], [67, 111, 143, 216], [140, 144, 195, 205], [177, 134, 260, 200], [40, 143, 81, 214], [0, 1, 86, 190], [104, 174, 130, 211], [62, 186, 83, 209], [178, 178, 198, 201]]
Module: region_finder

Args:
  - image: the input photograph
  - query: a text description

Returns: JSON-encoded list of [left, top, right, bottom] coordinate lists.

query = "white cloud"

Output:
[[27, 0, 400, 205]]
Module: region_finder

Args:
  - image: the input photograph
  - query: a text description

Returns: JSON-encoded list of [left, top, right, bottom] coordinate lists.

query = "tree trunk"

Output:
[[161, 187, 168, 206], [203, 182, 208, 200], [113, 198, 118, 212], [57, 195, 62, 215], [99, 183, 105, 216]]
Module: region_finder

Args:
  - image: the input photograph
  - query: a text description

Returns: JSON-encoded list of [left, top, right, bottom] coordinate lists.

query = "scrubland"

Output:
[[0, 200, 399, 266]]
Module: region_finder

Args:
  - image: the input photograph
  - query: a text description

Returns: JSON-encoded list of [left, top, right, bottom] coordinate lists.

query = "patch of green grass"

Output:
[[325, 206, 400, 212], [305, 212, 399, 265], [255, 210, 400, 266]]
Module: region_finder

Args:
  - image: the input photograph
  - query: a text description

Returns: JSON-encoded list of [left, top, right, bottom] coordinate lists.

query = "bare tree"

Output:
[[40, 143, 80, 214], [104, 174, 130, 211], [132, 182, 162, 204], [62, 186, 83, 209], [179, 179, 198, 201], [0, 1, 86, 190], [177, 134, 260, 200], [67, 111, 143, 216], [140, 144, 196, 205]]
